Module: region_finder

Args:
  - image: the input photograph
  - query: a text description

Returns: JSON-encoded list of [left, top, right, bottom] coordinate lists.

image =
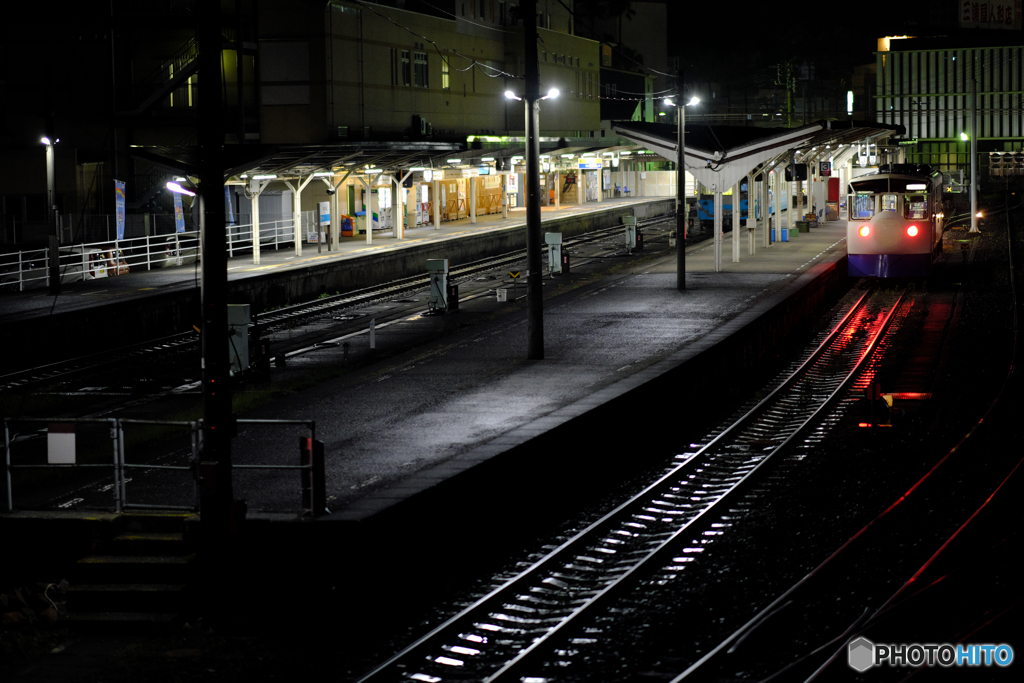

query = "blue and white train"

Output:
[[847, 164, 945, 277]]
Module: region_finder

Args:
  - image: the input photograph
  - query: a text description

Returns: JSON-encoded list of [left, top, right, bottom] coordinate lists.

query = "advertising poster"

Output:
[[174, 192, 186, 232], [115, 180, 126, 241]]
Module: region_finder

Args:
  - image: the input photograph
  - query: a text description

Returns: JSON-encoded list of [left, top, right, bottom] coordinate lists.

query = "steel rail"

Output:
[[484, 289, 906, 682], [357, 286, 905, 683]]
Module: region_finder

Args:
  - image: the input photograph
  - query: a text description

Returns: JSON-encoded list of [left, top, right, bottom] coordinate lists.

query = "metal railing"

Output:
[[0, 211, 314, 293], [4, 417, 320, 515]]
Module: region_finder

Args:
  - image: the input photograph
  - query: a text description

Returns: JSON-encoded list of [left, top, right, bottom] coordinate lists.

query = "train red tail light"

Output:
[[906, 225, 919, 237], [859, 226, 871, 237]]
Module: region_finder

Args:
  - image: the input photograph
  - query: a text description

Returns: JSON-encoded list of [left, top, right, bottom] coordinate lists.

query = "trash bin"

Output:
[[341, 216, 355, 237], [796, 221, 811, 233]]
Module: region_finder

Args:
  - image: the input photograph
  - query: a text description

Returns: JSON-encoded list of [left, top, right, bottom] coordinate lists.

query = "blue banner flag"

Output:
[[115, 180, 126, 241], [174, 191, 185, 233]]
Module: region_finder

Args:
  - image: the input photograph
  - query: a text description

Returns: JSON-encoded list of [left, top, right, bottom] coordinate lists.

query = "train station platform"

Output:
[[226, 217, 851, 523], [0, 196, 671, 324]]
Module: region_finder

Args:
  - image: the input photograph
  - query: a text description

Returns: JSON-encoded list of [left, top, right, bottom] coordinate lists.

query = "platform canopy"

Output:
[[611, 120, 906, 190]]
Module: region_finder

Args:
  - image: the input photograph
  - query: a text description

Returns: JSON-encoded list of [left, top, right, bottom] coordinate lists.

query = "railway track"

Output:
[[664, 199, 1023, 683], [0, 217, 674, 395], [356, 284, 907, 683]]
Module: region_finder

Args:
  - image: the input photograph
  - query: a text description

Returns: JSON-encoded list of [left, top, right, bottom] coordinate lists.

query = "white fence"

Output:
[[0, 211, 314, 293]]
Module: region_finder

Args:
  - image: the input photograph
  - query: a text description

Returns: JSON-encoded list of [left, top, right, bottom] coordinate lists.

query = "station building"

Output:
[[873, 13, 1024, 180]]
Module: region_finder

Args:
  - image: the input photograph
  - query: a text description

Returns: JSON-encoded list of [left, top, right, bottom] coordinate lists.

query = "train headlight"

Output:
[[906, 225, 918, 237], [859, 225, 871, 237]]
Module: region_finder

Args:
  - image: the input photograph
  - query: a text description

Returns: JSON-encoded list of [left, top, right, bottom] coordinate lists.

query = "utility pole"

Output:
[[44, 132, 59, 296], [676, 65, 686, 291], [969, 76, 979, 234], [198, 0, 234, 533], [524, 0, 543, 360]]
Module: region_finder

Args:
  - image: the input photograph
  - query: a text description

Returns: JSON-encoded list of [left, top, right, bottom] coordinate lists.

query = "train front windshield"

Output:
[[851, 194, 874, 219], [904, 195, 928, 219]]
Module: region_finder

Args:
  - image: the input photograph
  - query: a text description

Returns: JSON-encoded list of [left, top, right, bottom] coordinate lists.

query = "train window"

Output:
[[882, 194, 898, 212], [850, 194, 874, 220], [904, 195, 928, 219]]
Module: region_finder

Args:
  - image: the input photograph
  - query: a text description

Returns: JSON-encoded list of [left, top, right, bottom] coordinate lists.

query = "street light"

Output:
[[675, 94, 699, 291], [506, 82, 560, 359], [42, 136, 59, 295], [166, 181, 197, 197]]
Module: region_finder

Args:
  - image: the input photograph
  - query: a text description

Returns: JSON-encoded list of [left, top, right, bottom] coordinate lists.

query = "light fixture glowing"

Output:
[[166, 181, 196, 196], [976, 211, 983, 218], [906, 225, 918, 237], [504, 90, 521, 100], [252, 174, 277, 180], [313, 171, 334, 177], [859, 225, 871, 237], [41, 137, 51, 145], [481, 156, 495, 161], [446, 158, 462, 164], [686, 96, 700, 106], [960, 132, 969, 141], [545, 87, 559, 99], [664, 98, 675, 107]]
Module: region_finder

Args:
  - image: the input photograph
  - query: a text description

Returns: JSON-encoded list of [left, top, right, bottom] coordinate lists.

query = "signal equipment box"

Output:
[[227, 304, 250, 374], [427, 259, 449, 312], [545, 232, 563, 274]]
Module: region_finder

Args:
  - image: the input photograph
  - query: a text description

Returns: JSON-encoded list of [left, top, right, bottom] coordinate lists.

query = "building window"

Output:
[[442, 58, 450, 89], [401, 50, 411, 86], [414, 51, 428, 88]]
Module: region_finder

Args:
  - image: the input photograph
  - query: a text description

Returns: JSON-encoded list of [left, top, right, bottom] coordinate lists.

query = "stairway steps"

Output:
[[65, 513, 197, 632], [67, 583, 188, 612], [109, 531, 187, 555], [66, 611, 180, 633]]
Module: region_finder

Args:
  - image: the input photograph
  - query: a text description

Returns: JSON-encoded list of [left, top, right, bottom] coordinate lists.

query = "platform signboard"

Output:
[[314, 201, 329, 243], [819, 161, 832, 177], [114, 180, 126, 241]]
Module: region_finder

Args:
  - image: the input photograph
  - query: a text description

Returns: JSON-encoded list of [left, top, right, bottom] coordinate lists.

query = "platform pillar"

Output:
[[470, 176, 477, 224], [392, 175, 403, 238], [433, 180, 442, 229], [251, 189, 261, 265], [502, 173, 509, 218], [554, 170, 560, 210], [747, 174, 756, 256], [761, 171, 770, 248], [732, 182, 740, 263], [330, 189, 340, 246], [714, 188, 723, 272]]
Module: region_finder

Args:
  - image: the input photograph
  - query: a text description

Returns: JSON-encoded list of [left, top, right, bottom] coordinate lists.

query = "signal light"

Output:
[[859, 225, 871, 237], [906, 225, 918, 237]]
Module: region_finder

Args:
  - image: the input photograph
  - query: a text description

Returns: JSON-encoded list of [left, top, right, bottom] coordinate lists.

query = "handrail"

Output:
[[4, 416, 318, 514], [0, 212, 315, 293]]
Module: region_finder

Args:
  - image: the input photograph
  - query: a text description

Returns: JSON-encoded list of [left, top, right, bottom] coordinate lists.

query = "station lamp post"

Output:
[[42, 136, 59, 295], [664, 95, 699, 291], [505, 85, 558, 360]]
